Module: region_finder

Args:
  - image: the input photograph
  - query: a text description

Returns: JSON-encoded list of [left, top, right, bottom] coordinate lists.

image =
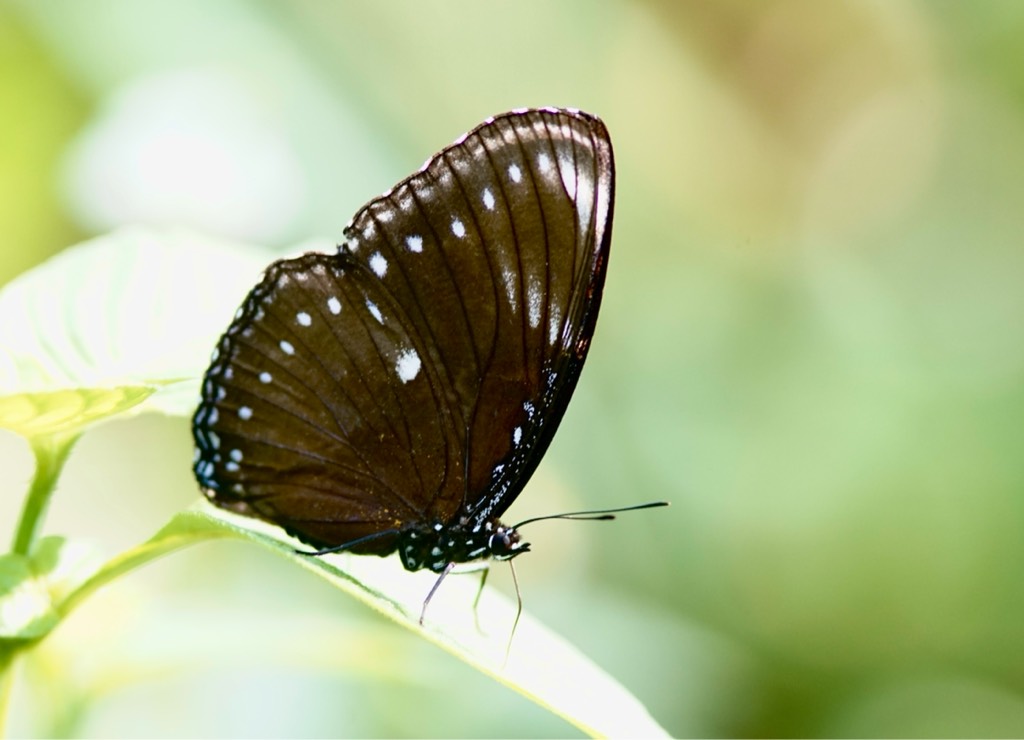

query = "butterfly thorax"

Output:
[[397, 518, 529, 573]]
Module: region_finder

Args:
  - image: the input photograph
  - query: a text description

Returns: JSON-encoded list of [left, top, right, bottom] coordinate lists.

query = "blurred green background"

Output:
[[3, 0, 1024, 736]]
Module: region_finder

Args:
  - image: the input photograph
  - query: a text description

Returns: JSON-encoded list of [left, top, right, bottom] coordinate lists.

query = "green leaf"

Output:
[[0, 387, 153, 439], [1, 229, 667, 735], [62, 503, 669, 738], [0, 552, 51, 641], [0, 227, 274, 436], [0, 537, 100, 641]]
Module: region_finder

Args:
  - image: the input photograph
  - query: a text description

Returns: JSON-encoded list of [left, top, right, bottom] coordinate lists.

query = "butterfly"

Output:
[[192, 107, 666, 625]]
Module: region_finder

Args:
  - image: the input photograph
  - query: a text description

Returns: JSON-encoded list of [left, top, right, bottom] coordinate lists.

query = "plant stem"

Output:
[[3, 433, 77, 732], [11, 433, 79, 556], [0, 646, 17, 737], [57, 526, 230, 620], [0, 513, 229, 735]]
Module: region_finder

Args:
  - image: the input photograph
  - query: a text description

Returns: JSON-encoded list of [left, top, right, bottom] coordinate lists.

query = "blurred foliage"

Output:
[[0, 6, 86, 286], [2, 0, 1024, 737]]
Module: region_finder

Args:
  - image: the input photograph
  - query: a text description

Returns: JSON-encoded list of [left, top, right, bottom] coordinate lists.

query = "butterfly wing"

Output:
[[192, 254, 460, 552], [339, 108, 614, 524], [192, 108, 614, 551]]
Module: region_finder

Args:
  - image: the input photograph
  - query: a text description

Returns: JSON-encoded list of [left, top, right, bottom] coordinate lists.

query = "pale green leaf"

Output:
[[0, 227, 274, 435], [64, 503, 669, 738], [0, 537, 101, 641], [0, 387, 153, 439]]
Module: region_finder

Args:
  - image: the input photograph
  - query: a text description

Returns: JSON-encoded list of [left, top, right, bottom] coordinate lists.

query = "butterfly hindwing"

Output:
[[194, 254, 458, 551]]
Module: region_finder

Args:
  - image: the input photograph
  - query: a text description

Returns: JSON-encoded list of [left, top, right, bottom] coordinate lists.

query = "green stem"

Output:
[[0, 648, 14, 737], [0, 513, 230, 735], [3, 433, 77, 734], [57, 526, 231, 621], [11, 434, 80, 556]]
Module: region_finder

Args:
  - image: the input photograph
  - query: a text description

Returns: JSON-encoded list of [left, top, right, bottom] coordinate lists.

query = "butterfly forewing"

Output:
[[341, 109, 614, 523], [193, 108, 614, 555]]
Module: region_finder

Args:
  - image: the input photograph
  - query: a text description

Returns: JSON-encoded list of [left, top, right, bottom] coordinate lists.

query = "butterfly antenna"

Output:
[[512, 500, 669, 529]]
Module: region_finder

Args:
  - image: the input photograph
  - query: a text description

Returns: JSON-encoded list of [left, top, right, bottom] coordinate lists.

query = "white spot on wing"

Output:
[[259, 371, 272, 384], [452, 218, 466, 238], [508, 163, 522, 183], [238, 406, 253, 420], [482, 188, 495, 211], [575, 169, 596, 230], [502, 269, 518, 312], [396, 348, 421, 383], [225, 461, 240, 473], [537, 151, 553, 174], [327, 296, 342, 315], [369, 251, 388, 277], [558, 151, 578, 199], [527, 275, 542, 328], [280, 340, 295, 355], [406, 235, 423, 253], [230, 449, 243, 462], [296, 311, 312, 326], [548, 305, 561, 345], [366, 299, 384, 324], [513, 426, 522, 445]]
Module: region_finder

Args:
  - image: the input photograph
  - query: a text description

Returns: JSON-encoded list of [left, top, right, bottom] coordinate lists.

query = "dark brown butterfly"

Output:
[[192, 108, 665, 623]]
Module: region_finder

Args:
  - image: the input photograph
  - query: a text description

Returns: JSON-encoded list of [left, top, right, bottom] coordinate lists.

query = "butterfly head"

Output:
[[486, 524, 530, 562]]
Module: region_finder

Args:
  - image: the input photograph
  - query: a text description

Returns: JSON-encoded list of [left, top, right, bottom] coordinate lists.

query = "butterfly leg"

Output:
[[420, 561, 456, 625], [504, 559, 523, 664], [472, 565, 491, 634]]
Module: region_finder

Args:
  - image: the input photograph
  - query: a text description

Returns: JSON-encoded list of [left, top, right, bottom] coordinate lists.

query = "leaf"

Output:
[[63, 503, 669, 738], [0, 227, 274, 436], [0, 537, 101, 641], [0, 387, 154, 440], [0, 553, 51, 641], [0, 229, 668, 734]]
